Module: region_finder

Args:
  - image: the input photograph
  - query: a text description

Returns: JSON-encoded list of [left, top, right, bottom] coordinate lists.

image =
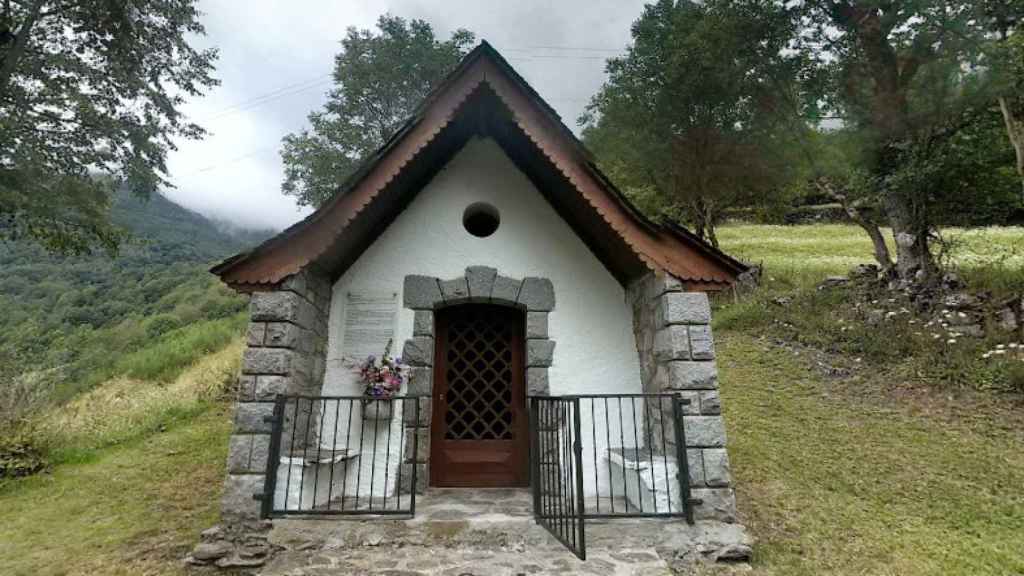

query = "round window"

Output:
[[462, 202, 500, 238]]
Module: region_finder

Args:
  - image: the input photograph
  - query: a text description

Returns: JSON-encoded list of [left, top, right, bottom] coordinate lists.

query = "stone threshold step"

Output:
[[258, 544, 674, 576]]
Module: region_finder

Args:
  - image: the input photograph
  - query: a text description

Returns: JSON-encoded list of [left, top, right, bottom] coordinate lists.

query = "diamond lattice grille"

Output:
[[444, 308, 515, 440]]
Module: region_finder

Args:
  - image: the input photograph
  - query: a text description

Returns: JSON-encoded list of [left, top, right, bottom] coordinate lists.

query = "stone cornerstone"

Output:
[[221, 269, 332, 522], [627, 273, 738, 523]]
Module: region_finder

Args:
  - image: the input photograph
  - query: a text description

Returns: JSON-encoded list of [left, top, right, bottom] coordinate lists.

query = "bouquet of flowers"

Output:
[[358, 339, 405, 399]]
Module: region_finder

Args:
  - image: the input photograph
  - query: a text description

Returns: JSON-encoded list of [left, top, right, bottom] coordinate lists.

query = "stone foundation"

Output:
[[627, 272, 738, 523]]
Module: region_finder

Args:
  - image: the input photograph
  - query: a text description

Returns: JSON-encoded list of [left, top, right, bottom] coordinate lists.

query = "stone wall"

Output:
[[221, 269, 332, 522], [627, 273, 738, 523]]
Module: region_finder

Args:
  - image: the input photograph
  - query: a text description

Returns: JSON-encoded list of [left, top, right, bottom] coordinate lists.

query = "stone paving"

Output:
[[252, 489, 751, 576], [260, 545, 673, 575]]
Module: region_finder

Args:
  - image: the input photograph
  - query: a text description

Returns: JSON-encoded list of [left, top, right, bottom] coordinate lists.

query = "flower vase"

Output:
[[361, 398, 394, 421]]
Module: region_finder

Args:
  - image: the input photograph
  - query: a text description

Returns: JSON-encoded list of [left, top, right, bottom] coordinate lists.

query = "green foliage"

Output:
[[101, 314, 245, 385], [0, 0, 219, 256], [787, 1, 1024, 276], [0, 190, 263, 404], [280, 15, 474, 208], [581, 0, 810, 246]]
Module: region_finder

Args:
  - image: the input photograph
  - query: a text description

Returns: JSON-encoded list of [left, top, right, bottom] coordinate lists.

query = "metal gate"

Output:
[[529, 394, 696, 560], [530, 396, 586, 559]]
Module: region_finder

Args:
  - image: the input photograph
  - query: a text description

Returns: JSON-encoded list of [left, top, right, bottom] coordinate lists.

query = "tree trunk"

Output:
[[706, 220, 719, 249], [998, 96, 1024, 202], [820, 180, 893, 272], [885, 192, 936, 281], [690, 196, 719, 248]]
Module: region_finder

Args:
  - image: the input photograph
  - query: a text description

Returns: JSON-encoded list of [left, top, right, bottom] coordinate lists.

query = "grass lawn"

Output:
[[0, 340, 242, 576], [718, 224, 1024, 293], [0, 406, 230, 576], [718, 332, 1024, 575]]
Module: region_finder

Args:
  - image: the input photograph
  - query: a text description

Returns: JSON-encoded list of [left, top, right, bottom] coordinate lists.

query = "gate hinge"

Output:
[[252, 492, 268, 502], [263, 414, 280, 424], [688, 497, 704, 506]]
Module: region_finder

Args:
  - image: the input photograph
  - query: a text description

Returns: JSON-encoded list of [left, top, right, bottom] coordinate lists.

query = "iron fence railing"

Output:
[[260, 395, 423, 517], [542, 394, 695, 522], [260, 391, 695, 532]]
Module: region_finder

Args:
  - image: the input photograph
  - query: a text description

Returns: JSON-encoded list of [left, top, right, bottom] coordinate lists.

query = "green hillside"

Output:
[[0, 192, 271, 406]]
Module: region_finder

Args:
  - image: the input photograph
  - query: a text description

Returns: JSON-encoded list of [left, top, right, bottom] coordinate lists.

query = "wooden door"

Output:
[[431, 304, 528, 487]]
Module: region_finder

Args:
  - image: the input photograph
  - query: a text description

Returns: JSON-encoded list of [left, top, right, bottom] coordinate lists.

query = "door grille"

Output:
[[443, 307, 515, 440]]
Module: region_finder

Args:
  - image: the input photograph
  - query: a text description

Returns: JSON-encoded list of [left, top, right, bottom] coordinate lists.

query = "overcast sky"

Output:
[[165, 1, 647, 231]]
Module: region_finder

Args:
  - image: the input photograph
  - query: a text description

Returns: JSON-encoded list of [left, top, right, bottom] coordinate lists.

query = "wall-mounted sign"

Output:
[[343, 292, 398, 361]]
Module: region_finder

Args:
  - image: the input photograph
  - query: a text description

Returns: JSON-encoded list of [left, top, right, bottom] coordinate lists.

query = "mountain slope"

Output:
[[0, 191, 273, 402]]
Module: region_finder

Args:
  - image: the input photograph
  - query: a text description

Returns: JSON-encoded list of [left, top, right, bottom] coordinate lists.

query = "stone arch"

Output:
[[397, 266, 555, 492]]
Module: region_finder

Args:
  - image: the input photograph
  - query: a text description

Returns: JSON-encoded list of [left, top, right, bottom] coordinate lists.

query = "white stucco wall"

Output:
[[300, 137, 647, 501], [321, 136, 643, 398]]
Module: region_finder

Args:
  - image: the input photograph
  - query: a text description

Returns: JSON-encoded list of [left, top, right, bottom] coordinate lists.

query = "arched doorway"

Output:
[[430, 303, 528, 487]]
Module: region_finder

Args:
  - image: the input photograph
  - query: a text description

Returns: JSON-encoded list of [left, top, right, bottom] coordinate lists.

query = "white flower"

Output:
[[1009, 343, 1019, 348], [957, 312, 967, 318], [997, 344, 1006, 349], [982, 353, 992, 359], [995, 349, 1007, 355], [947, 339, 956, 344]]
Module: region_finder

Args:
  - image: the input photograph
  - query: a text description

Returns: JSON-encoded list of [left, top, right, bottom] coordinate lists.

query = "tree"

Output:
[[280, 15, 474, 208], [982, 1, 1024, 199], [581, 0, 810, 247], [793, 1, 1021, 281], [0, 0, 218, 255]]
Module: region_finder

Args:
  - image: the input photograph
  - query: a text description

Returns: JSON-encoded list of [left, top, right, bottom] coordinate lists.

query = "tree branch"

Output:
[[999, 95, 1024, 202], [0, 0, 43, 96], [817, 177, 894, 270]]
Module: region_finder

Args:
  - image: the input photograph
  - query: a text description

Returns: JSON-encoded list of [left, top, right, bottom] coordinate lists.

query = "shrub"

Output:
[[144, 313, 182, 338], [0, 434, 47, 479]]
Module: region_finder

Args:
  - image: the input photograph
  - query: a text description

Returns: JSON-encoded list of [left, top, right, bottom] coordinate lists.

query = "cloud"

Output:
[[166, 1, 644, 231]]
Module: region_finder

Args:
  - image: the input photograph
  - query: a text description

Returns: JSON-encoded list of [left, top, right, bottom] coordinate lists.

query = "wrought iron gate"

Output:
[[529, 393, 696, 560], [530, 396, 586, 560]]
